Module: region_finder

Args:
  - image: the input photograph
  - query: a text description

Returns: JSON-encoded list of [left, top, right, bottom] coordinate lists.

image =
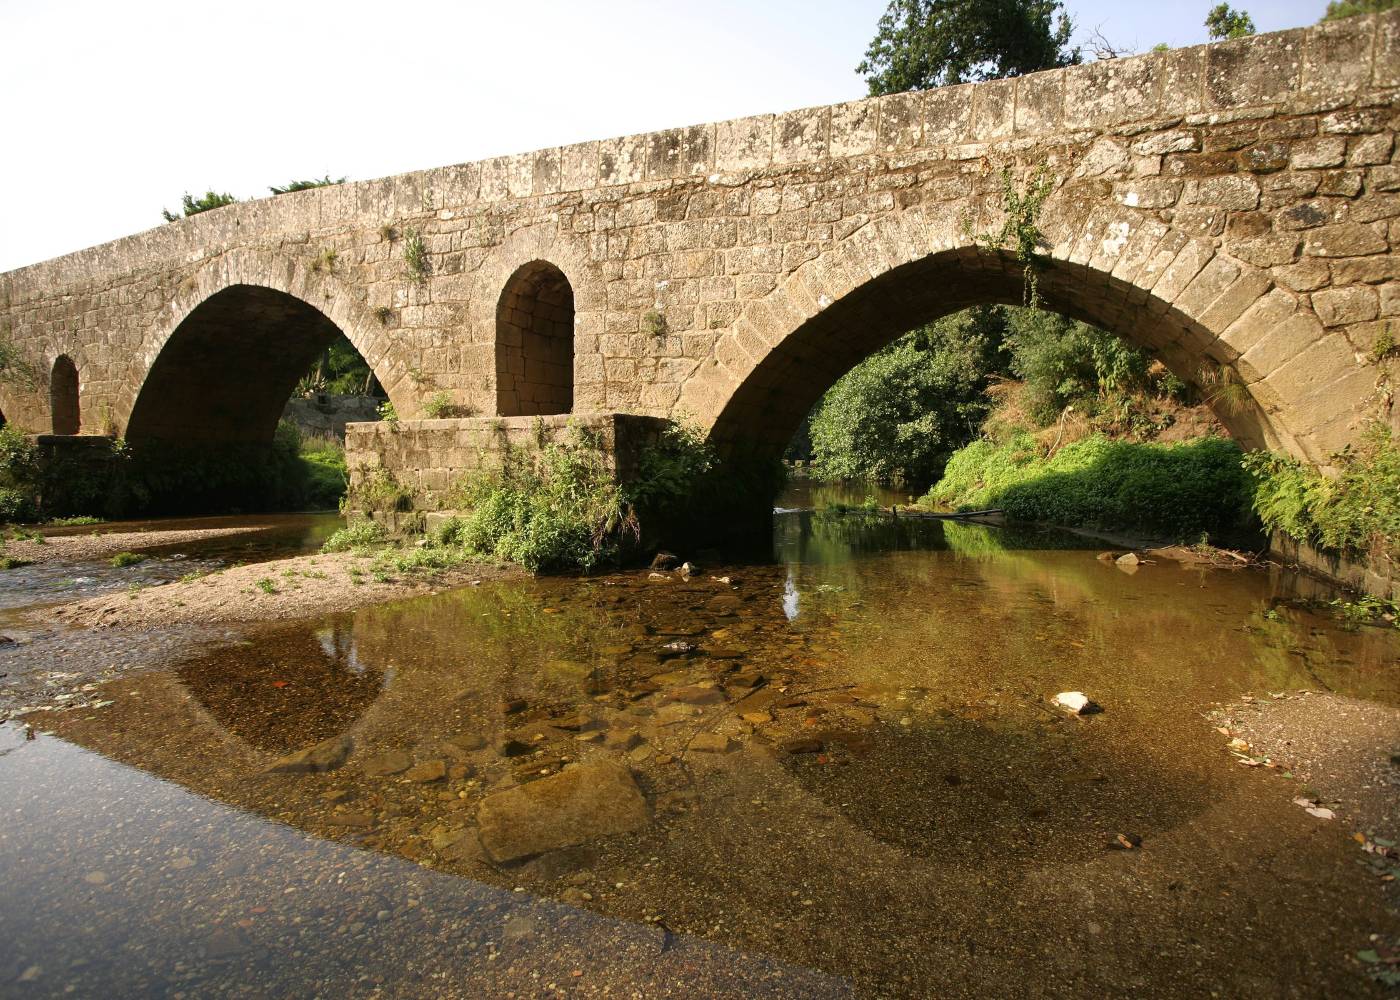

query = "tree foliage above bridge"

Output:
[[1205, 3, 1256, 40], [857, 0, 1079, 94], [1321, 0, 1398, 19], [161, 191, 238, 223], [270, 175, 347, 195]]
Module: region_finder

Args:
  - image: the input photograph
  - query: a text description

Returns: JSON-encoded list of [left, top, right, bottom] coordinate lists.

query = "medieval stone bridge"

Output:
[[2, 15, 1397, 506]]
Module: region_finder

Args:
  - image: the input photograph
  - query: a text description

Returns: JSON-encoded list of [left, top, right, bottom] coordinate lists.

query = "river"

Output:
[[1, 485, 1397, 997]]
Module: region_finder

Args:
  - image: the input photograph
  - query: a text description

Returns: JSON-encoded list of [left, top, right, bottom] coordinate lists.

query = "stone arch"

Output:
[[49, 354, 80, 435], [495, 260, 576, 417], [121, 249, 403, 443], [682, 204, 1369, 467]]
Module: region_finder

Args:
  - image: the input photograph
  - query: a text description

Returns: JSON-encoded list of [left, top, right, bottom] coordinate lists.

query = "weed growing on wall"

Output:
[[967, 165, 1054, 307], [402, 229, 431, 283], [1244, 423, 1400, 566]]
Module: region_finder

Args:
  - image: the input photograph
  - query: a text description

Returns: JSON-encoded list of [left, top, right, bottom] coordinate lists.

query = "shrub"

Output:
[[424, 391, 454, 418], [927, 432, 1255, 539], [110, 551, 147, 568], [446, 428, 637, 573], [1244, 423, 1400, 564], [0, 426, 39, 522], [322, 520, 386, 553]]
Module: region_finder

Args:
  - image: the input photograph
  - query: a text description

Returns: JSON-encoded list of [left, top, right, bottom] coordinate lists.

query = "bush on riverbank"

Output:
[[0, 426, 40, 522], [430, 426, 639, 573], [925, 432, 1256, 539], [1244, 423, 1400, 566]]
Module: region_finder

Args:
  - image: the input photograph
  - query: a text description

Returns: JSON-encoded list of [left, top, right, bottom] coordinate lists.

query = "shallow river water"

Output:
[[2, 487, 1398, 997]]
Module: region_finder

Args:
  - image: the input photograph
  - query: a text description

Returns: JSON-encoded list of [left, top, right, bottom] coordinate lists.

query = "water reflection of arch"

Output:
[[174, 620, 387, 757]]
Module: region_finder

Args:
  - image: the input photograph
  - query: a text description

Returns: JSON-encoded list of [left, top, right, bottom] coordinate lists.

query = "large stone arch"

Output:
[[681, 202, 1372, 467], [118, 248, 410, 442]]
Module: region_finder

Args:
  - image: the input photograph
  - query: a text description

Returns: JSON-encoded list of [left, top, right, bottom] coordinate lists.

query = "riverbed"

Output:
[[1, 487, 1397, 997]]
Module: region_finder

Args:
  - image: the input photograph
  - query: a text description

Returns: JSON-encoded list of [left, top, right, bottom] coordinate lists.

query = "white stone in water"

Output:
[[1054, 691, 1102, 715]]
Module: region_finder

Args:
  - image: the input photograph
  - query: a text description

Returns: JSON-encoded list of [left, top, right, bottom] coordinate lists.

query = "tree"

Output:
[[1321, 0, 1397, 19], [1205, 3, 1256, 40], [270, 175, 347, 195], [161, 190, 238, 223], [809, 308, 1009, 486], [857, 0, 1079, 95]]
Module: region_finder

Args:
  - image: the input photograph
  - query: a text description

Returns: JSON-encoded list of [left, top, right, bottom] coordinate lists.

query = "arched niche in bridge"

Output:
[[50, 355, 80, 435], [495, 260, 575, 417], [707, 247, 1283, 465], [127, 284, 374, 444]]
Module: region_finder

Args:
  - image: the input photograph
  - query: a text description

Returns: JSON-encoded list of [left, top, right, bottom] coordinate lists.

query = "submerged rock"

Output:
[[360, 749, 412, 777], [264, 734, 352, 774], [404, 759, 447, 783], [1053, 691, 1103, 716], [689, 733, 732, 753], [476, 758, 650, 863]]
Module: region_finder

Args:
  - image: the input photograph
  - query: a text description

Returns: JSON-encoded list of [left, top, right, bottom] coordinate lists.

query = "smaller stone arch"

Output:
[[496, 260, 575, 417], [50, 355, 80, 435]]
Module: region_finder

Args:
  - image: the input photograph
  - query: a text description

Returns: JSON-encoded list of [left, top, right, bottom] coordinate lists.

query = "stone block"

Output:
[[1063, 54, 1158, 128], [773, 107, 827, 164], [1302, 223, 1388, 257], [1289, 137, 1346, 169], [1311, 285, 1379, 326], [715, 115, 773, 171], [1206, 29, 1304, 109], [923, 83, 973, 146], [1302, 16, 1374, 96]]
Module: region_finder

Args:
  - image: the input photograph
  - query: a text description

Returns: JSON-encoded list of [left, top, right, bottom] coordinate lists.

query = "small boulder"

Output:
[[1053, 691, 1103, 716], [264, 734, 352, 774], [659, 640, 697, 659], [649, 551, 679, 571], [404, 759, 447, 783], [361, 749, 413, 777], [1115, 552, 1141, 567], [689, 733, 732, 753], [678, 561, 699, 578], [476, 758, 651, 863]]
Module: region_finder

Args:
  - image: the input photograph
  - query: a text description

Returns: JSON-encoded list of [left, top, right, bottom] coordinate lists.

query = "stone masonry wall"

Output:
[[344, 414, 665, 515], [0, 14, 1397, 472]]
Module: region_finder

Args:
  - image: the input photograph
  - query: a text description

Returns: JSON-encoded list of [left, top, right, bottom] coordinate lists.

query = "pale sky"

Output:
[[0, 0, 1326, 273]]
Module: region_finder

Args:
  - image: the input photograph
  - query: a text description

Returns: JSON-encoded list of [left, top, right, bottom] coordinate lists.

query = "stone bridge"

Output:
[[2, 15, 1397, 507]]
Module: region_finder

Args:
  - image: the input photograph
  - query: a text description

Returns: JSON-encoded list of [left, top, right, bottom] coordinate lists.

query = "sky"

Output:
[[0, 0, 1327, 273]]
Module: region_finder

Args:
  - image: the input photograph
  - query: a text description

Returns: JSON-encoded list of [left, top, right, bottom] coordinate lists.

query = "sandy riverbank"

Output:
[[3, 524, 279, 565], [44, 550, 521, 628]]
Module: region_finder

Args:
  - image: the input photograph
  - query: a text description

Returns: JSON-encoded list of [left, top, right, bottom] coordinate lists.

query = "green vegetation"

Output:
[[858, 0, 1078, 93], [109, 551, 146, 568], [803, 304, 1197, 490], [402, 229, 431, 283], [1244, 423, 1400, 566], [1323, 0, 1397, 17], [322, 520, 386, 553], [48, 515, 103, 526], [377, 400, 399, 423], [332, 421, 730, 575], [643, 310, 667, 338], [424, 391, 454, 418], [0, 425, 39, 522], [809, 308, 1005, 486], [161, 191, 238, 222], [967, 165, 1054, 307], [344, 468, 414, 515], [254, 577, 278, 594], [1205, 3, 1256, 39], [0, 338, 40, 390], [296, 332, 378, 396], [438, 428, 638, 573], [270, 175, 346, 194], [927, 433, 1255, 539]]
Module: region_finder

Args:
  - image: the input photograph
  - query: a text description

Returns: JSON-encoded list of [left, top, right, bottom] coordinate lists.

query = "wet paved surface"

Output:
[[2, 489, 1399, 997]]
